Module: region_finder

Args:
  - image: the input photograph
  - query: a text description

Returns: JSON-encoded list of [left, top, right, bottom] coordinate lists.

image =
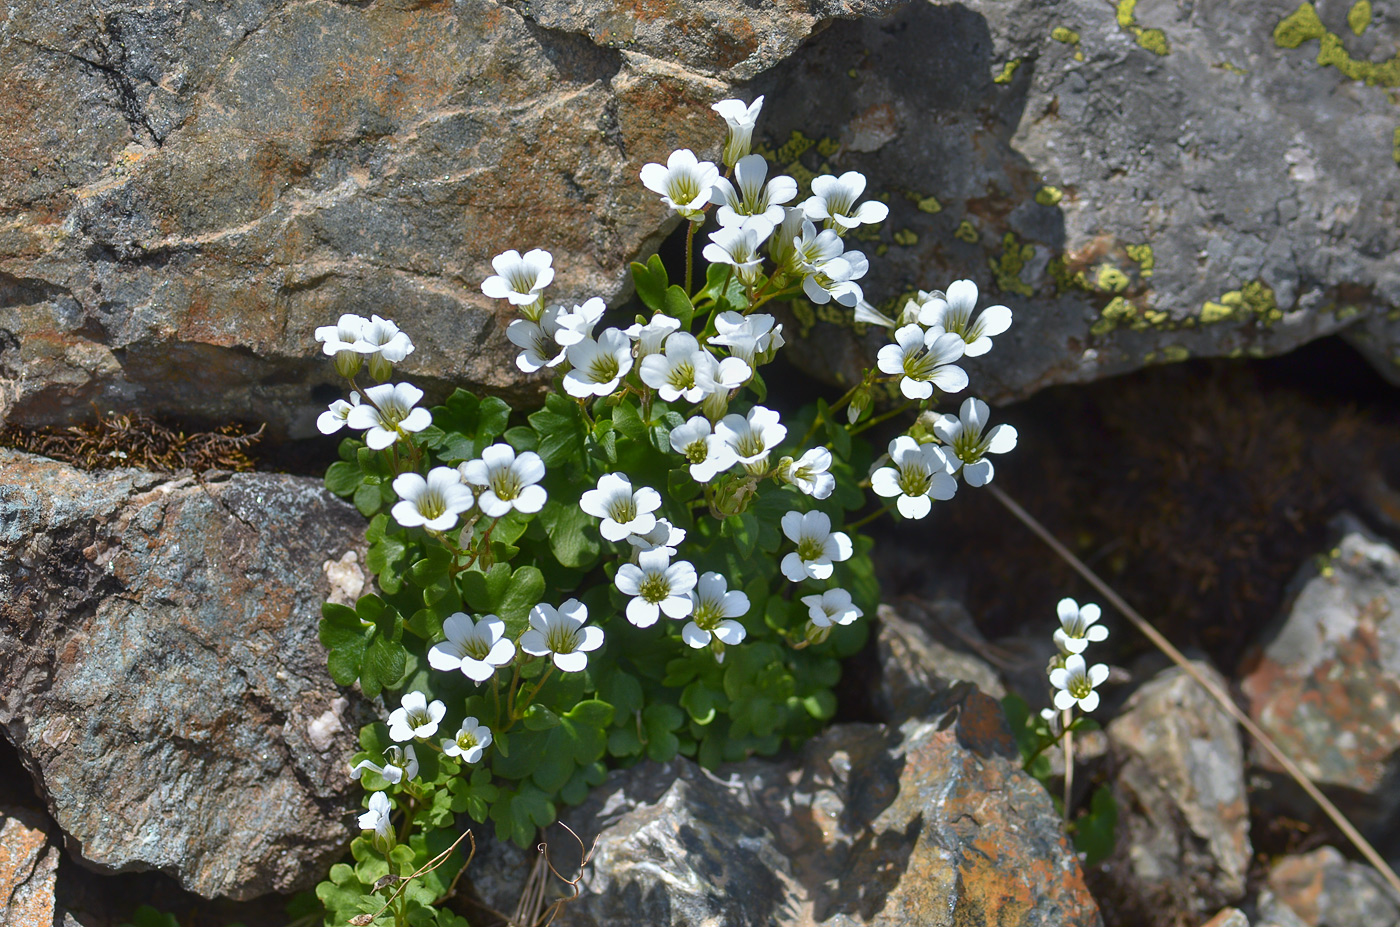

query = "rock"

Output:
[[747, 0, 1400, 401], [875, 600, 1005, 722], [1264, 847, 1400, 927], [1204, 910, 1251, 927], [1240, 525, 1400, 832], [0, 807, 58, 927], [477, 706, 1101, 926], [1097, 662, 1251, 924], [1254, 892, 1310, 927], [0, 0, 899, 438], [0, 449, 368, 899]]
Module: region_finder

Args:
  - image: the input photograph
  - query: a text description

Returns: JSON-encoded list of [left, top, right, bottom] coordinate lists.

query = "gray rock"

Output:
[[1264, 847, 1400, 927], [1102, 662, 1251, 923], [0, 806, 59, 927], [0, 449, 368, 899], [875, 600, 1006, 722], [747, 0, 1400, 400], [1204, 910, 1252, 927]]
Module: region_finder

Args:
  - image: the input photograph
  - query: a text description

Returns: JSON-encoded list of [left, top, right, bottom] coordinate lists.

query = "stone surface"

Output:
[[1204, 909, 1251, 927], [1098, 662, 1251, 925], [0, 808, 58, 927], [875, 600, 1005, 722], [1264, 847, 1400, 927], [0, 449, 368, 899], [747, 0, 1400, 400], [0, 0, 898, 438], [475, 706, 1101, 926], [1240, 525, 1400, 832]]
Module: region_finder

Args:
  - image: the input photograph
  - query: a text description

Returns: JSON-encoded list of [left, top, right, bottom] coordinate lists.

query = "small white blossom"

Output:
[[802, 250, 867, 307], [852, 299, 896, 329], [347, 382, 434, 449], [710, 154, 796, 228], [708, 312, 784, 366], [933, 398, 1017, 487], [459, 443, 547, 516], [481, 249, 554, 307], [441, 717, 493, 765], [801, 171, 890, 231], [624, 313, 681, 359], [639, 332, 709, 402], [712, 96, 764, 167], [353, 315, 415, 364], [391, 467, 475, 531], [640, 149, 719, 221], [780, 510, 853, 582], [317, 392, 361, 435], [627, 518, 686, 557], [359, 791, 394, 842], [790, 218, 845, 274], [507, 306, 568, 372], [876, 325, 968, 400], [681, 571, 750, 650], [1053, 598, 1108, 655], [351, 744, 418, 785], [519, 599, 604, 672], [767, 207, 807, 270], [669, 416, 738, 482], [429, 612, 517, 682], [615, 549, 697, 627], [802, 588, 863, 627], [387, 691, 446, 742], [782, 447, 835, 500], [870, 436, 957, 519], [917, 279, 1013, 357], [580, 473, 662, 542], [715, 405, 786, 475], [563, 328, 633, 398], [695, 353, 753, 419], [554, 297, 607, 348], [1050, 654, 1110, 713], [702, 217, 775, 286], [316, 313, 366, 355]]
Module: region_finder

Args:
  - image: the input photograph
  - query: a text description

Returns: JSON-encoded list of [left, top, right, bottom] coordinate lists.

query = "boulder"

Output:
[[874, 600, 1006, 723], [0, 807, 58, 927], [0, 449, 368, 899], [1263, 846, 1400, 927]]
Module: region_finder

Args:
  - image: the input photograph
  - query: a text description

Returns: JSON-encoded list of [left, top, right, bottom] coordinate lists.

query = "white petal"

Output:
[[978, 304, 1013, 337], [681, 621, 711, 648], [1053, 690, 1076, 711], [554, 650, 589, 673], [1078, 690, 1100, 713], [1089, 663, 1110, 687], [962, 459, 994, 487], [897, 493, 932, 519]]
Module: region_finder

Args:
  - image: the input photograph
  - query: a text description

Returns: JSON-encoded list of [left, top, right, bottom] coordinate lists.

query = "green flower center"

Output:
[[638, 574, 670, 604], [797, 537, 824, 561], [589, 354, 620, 383], [685, 439, 709, 464], [490, 468, 521, 501], [546, 625, 580, 654], [456, 731, 479, 751], [1068, 675, 1093, 700], [897, 464, 932, 497]]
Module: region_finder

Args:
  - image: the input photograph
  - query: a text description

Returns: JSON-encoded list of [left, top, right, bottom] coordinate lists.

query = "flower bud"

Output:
[[804, 621, 833, 645], [367, 352, 394, 383], [519, 296, 545, 323], [712, 477, 756, 516], [333, 349, 362, 380], [846, 386, 872, 425], [702, 386, 730, 422], [710, 636, 728, 663]]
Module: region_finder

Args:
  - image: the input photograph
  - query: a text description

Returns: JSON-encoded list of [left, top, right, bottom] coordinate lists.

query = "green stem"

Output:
[[685, 221, 696, 296], [748, 285, 802, 313], [797, 382, 865, 449], [848, 400, 917, 436], [846, 503, 894, 532], [514, 665, 556, 718]]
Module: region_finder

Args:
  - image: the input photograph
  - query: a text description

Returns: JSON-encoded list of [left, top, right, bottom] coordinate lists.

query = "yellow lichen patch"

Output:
[[1144, 345, 1191, 364], [816, 137, 841, 158], [1348, 0, 1372, 36], [1035, 185, 1064, 206], [1115, 0, 1171, 55], [1215, 61, 1249, 75], [1201, 301, 1235, 323], [1333, 304, 1362, 321], [1202, 280, 1281, 325], [1049, 256, 1090, 292], [893, 228, 919, 246], [791, 301, 817, 338], [993, 59, 1022, 84], [1393, 126, 1400, 164], [955, 220, 979, 243], [1052, 26, 1080, 43], [904, 192, 943, 214], [1125, 243, 1155, 277], [1095, 264, 1131, 293], [1275, 3, 1400, 87], [989, 232, 1035, 296], [1089, 296, 1137, 335]]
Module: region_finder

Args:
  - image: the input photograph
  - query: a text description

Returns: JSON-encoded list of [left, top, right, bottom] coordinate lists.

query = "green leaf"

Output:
[[353, 482, 383, 517], [566, 698, 615, 729], [667, 467, 702, 503], [680, 681, 717, 725], [664, 284, 694, 331], [504, 425, 539, 452], [631, 255, 669, 313], [429, 390, 513, 461], [362, 637, 407, 697], [537, 497, 601, 569], [523, 703, 562, 730], [721, 512, 760, 559], [325, 460, 362, 496], [1073, 786, 1118, 866], [598, 672, 644, 719], [529, 393, 588, 467], [319, 603, 368, 686]]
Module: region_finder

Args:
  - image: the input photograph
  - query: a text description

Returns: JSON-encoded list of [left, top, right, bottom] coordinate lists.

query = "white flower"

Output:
[[624, 313, 681, 359], [481, 249, 554, 307], [580, 473, 662, 542], [695, 353, 753, 420], [801, 250, 867, 307], [554, 297, 607, 348], [639, 332, 709, 402], [767, 207, 807, 270], [710, 154, 796, 228], [1050, 654, 1110, 713], [852, 299, 896, 329], [715, 405, 786, 475], [429, 612, 517, 682], [875, 326, 968, 400], [441, 717, 493, 764], [669, 416, 738, 482], [681, 571, 749, 650], [801, 171, 890, 231], [347, 382, 434, 449], [317, 392, 361, 435], [1053, 598, 1108, 655], [870, 436, 958, 519], [780, 510, 853, 582], [802, 588, 863, 627], [391, 467, 475, 531], [316, 313, 367, 355], [459, 444, 547, 516], [640, 149, 719, 221], [358, 791, 394, 842], [351, 744, 419, 785], [507, 306, 568, 372], [627, 518, 686, 557], [712, 96, 764, 167], [387, 691, 447, 742], [917, 280, 1013, 357], [519, 599, 604, 672], [933, 398, 1017, 487], [708, 312, 784, 366], [783, 447, 835, 500], [702, 217, 775, 286], [615, 549, 697, 627], [352, 315, 415, 364], [563, 328, 633, 398], [790, 218, 845, 274]]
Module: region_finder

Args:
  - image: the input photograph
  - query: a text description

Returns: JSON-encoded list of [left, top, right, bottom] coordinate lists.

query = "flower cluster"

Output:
[[1048, 598, 1110, 716]]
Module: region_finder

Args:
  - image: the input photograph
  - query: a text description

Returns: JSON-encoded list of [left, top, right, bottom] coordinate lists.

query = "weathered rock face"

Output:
[[0, 808, 58, 927], [1100, 663, 1251, 926], [1240, 525, 1400, 833], [0, 0, 900, 438], [875, 600, 1006, 722], [748, 0, 1400, 399], [476, 708, 1101, 927], [1264, 847, 1400, 927], [0, 449, 367, 899]]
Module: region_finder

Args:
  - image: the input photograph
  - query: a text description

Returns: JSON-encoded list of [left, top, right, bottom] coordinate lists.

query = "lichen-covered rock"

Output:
[[0, 449, 367, 899], [0, 808, 58, 927], [477, 707, 1100, 926], [1264, 847, 1400, 927], [748, 0, 1400, 400], [875, 600, 1005, 722], [1100, 662, 1251, 925], [1240, 525, 1400, 832], [0, 0, 898, 438]]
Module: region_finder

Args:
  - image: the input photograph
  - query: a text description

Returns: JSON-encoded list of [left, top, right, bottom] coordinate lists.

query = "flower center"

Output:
[[416, 489, 446, 521], [380, 403, 407, 427], [1068, 674, 1093, 700], [546, 625, 581, 654], [506, 267, 538, 295], [607, 495, 637, 524], [669, 174, 700, 205], [944, 306, 971, 337], [797, 536, 824, 561], [667, 360, 696, 390], [897, 463, 932, 497], [490, 468, 521, 501], [736, 430, 765, 459], [685, 439, 709, 465], [456, 730, 479, 751], [638, 573, 670, 604], [903, 350, 937, 381], [589, 353, 620, 383], [693, 598, 723, 630], [463, 636, 492, 660], [407, 707, 431, 729], [1062, 615, 1087, 639]]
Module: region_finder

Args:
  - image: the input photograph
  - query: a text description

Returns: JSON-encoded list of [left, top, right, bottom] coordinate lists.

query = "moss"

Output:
[[1035, 185, 1064, 206], [1348, 0, 1372, 35], [989, 232, 1035, 296], [1125, 243, 1155, 277], [1275, 3, 1400, 87], [993, 59, 1022, 84], [954, 220, 979, 243], [1274, 3, 1326, 49], [1095, 264, 1131, 293], [1052, 26, 1081, 44], [893, 228, 919, 246]]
